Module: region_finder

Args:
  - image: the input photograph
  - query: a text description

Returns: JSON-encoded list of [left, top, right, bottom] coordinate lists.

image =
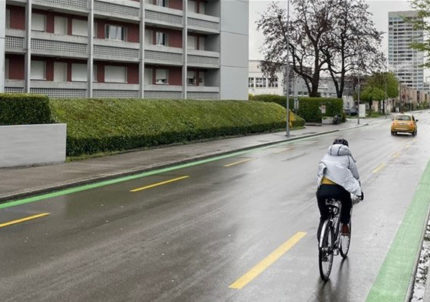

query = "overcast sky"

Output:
[[249, 0, 413, 60]]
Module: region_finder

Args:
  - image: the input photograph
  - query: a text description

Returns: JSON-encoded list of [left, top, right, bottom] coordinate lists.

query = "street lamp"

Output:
[[277, 0, 291, 137]]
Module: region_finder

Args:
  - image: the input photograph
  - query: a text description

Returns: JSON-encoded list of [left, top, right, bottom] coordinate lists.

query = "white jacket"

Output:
[[317, 144, 362, 196]]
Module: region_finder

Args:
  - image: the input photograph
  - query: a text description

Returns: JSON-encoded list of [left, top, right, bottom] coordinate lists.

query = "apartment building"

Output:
[[388, 11, 424, 91], [0, 0, 248, 100]]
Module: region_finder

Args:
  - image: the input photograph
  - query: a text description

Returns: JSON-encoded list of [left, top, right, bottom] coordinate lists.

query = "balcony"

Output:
[[5, 80, 24, 93], [187, 85, 219, 99], [32, 0, 88, 13], [31, 31, 88, 58], [94, 0, 140, 22], [187, 49, 219, 68], [187, 13, 219, 34], [145, 5, 183, 29], [145, 45, 183, 66], [94, 39, 140, 62], [5, 29, 25, 53], [6, 80, 88, 98], [145, 84, 183, 99], [93, 83, 139, 98]]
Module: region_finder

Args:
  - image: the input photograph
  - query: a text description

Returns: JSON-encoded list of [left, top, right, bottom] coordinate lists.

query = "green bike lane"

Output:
[[0, 113, 428, 301]]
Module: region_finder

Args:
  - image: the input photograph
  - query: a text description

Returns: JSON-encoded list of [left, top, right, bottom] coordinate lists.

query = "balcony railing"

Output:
[[94, 0, 140, 21], [5, 29, 25, 53], [145, 45, 183, 66], [31, 32, 88, 58], [94, 39, 140, 62], [145, 5, 183, 29], [187, 49, 219, 68], [188, 13, 220, 33], [32, 0, 88, 13]]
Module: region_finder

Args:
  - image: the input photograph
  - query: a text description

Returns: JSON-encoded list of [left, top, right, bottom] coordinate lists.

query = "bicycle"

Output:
[[318, 198, 352, 281]]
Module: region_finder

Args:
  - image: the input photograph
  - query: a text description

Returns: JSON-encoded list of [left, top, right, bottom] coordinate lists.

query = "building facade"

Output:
[[0, 0, 248, 100], [388, 11, 424, 91], [248, 60, 308, 97]]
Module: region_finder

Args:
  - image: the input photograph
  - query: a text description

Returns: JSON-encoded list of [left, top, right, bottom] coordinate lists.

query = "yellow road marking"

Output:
[[130, 176, 189, 192], [229, 232, 306, 290], [224, 158, 253, 167], [0, 212, 50, 228], [392, 152, 401, 159], [373, 163, 386, 174]]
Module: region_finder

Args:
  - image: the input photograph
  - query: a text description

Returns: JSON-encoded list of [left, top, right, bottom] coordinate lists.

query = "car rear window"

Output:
[[395, 115, 412, 121]]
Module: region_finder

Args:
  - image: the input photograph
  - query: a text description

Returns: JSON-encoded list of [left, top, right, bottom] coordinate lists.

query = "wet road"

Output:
[[1, 112, 430, 301]]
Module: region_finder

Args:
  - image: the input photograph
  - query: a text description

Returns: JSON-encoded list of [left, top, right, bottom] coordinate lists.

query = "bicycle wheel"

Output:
[[318, 220, 334, 281], [339, 221, 351, 258]]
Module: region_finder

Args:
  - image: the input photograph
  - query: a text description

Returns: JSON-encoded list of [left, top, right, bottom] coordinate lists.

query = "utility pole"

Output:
[[357, 73, 360, 125]]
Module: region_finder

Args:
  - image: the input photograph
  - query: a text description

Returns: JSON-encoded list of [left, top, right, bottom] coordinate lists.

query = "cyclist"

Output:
[[316, 138, 363, 239]]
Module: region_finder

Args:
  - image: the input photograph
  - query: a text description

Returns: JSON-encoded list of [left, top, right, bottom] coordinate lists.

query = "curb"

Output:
[[0, 124, 368, 203]]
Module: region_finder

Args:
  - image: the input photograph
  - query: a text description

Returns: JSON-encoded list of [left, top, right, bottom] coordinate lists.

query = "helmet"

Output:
[[333, 138, 349, 146]]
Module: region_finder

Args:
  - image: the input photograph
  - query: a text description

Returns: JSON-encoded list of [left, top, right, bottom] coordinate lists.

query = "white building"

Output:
[[388, 11, 424, 91], [248, 60, 308, 97]]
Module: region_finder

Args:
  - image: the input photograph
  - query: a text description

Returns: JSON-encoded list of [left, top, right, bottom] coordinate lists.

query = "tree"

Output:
[[257, 0, 337, 97], [408, 0, 430, 67], [257, 0, 384, 98], [321, 0, 385, 98], [360, 72, 399, 111]]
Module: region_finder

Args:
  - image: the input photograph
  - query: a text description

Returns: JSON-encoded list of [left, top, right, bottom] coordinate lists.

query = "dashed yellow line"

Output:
[[373, 163, 386, 174], [130, 176, 189, 192], [392, 152, 401, 159], [229, 232, 306, 289], [0, 212, 50, 228], [272, 147, 292, 154], [224, 158, 253, 167]]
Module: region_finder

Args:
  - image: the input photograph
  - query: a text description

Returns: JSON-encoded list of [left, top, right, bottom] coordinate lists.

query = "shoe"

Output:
[[341, 224, 350, 235]]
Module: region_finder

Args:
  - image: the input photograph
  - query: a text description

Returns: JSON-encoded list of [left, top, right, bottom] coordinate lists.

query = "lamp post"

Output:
[[357, 73, 360, 125], [278, 0, 291, 137]]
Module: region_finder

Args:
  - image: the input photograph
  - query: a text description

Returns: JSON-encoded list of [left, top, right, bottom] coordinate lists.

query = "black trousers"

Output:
[[316, 184, 352, 237]]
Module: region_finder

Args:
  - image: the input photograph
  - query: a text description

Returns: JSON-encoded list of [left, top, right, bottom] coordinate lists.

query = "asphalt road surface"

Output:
[[1, 112, 429, 302]]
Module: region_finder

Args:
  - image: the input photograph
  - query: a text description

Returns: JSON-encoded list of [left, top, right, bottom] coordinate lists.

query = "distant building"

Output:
[[248, 60, 308, 97], [388, 11, 425, 91], [0, 0, 249, 100]]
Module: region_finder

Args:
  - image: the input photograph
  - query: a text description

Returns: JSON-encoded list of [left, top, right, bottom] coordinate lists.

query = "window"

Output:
[[54, 62, 67, 82], [198, 36, 205, 50], [6, 8, 10, 29], [106, 24, 126, 41], [93, 64, 98, 82], [105, 65, 127, 83], [72, 19, 88, 36], [31, 60, 46, 80], [145, 29, 153, 45], [268, 77, 278, 88], [144, 68, 153, 84], [187, 71, 197, 86], [155, 69, 168, 85], [199, 1, 206, 14], [188, 35, 197, 50], [188, 0, 197, 12], [198, 71, 205, 85], [156, 32, 168, 46], [32, 13, 46, 32], [248, 77, 254, 88], [71, 63, 87, 81], [256, 77, 266, 88], [54, 16, 67, 35], [5, 58, 9, 79], [155, 0, 169, 7]]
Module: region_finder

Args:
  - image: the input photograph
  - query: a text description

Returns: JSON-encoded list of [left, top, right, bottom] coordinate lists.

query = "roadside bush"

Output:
[[252, 94, 292, 109], [49, 99, 297, 156], [0, 93, 52, 125], [297, 97, 343, 123]]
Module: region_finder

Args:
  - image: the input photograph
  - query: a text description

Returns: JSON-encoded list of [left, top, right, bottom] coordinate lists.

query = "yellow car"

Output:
[[391, 114, 418, 136]]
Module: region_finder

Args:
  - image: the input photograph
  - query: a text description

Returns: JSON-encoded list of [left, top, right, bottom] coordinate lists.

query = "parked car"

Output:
[[391, 114, 418, 136], [344, 107, 358, 116]]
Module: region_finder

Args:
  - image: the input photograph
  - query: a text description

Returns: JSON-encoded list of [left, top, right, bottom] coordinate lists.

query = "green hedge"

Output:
[[252, 94, 343, 123], [49, 98, 298, 156], [0, 93, 52, 125]]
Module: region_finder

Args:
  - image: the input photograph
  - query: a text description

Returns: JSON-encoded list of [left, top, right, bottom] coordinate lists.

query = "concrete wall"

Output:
[[219, 0, 248, 100], [0, 124, 67, 167]]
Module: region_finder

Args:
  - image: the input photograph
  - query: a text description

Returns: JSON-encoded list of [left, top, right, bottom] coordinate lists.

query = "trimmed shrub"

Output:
[[252, 94, 291, 109], [0, 93, 52, 125], [49, 98, 295, 156], [297, 97, 343, 123]]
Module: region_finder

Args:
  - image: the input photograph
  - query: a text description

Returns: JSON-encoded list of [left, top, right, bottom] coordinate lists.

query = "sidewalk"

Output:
[[0, 118, 370, 202]]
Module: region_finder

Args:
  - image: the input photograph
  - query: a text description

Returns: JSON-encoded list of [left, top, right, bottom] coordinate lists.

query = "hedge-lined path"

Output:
[[0, 118, 371, 203]]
